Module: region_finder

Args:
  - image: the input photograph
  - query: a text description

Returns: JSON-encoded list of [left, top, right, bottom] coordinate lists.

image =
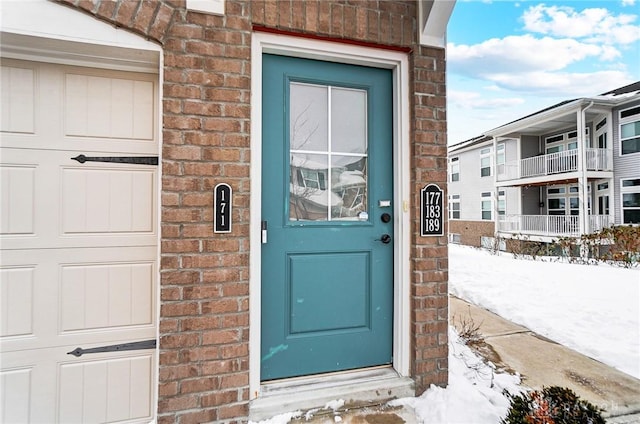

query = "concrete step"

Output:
[[249, 367, 415, 422]]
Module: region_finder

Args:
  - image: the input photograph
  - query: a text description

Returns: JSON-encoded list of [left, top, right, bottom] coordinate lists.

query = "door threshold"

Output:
[[249, 367, 415, 422]]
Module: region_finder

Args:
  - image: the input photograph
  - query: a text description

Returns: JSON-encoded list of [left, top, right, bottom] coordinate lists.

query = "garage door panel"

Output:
[[1, 367, 32, 423], [58, 354, 154, 423], [0, 267, 35, 338], [1, 148, 157, 250], [1, 247, 156, 353], [62, 167, 154, 234], [0, 64, 36, 134], [2, 347, 155, 424], [1, 164, 36, 235], [61, 262, 154, 332], [65, 73, 154, 141]]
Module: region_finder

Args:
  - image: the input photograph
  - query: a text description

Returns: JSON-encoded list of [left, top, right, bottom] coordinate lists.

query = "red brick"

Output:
[[177, 409, 217, 424], [202, 329, 241, 345], [201, 298, 239, 314], [180, 377, 219, 394], [158, 394, 198, 413], [202, 269, 241, 284], [160, 333, 200, 350], [218, 403, 249, 420], [161, 269, 200, 284], [201, 390, 239, 408], [220, 373, 248, 389], [182, 316, 222, 332], [161, 302, 199, 317]]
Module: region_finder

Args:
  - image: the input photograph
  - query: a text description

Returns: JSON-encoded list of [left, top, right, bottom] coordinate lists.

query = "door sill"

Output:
[[249, 367, 415, 422]]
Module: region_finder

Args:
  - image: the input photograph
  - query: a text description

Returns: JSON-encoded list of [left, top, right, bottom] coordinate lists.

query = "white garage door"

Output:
[[1, 59, 158, 423]]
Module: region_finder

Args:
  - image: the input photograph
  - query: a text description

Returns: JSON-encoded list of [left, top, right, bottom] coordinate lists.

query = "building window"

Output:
[[621, 178, 640, 224], [596, 118, 607, 149], [496, 143, 505, 174], [450, 157, 460, 182], [620, 106, 640, 155], [480, 148, 491, 177], [449, 194, 460, 219], [449, 233, 461, 244], [548, 198, 566, 215], [498, 190, 506, 216], [481, 192, 492, 220]]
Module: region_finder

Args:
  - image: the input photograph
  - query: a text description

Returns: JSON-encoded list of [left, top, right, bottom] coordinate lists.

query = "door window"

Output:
[[289, 82, 368, 221]]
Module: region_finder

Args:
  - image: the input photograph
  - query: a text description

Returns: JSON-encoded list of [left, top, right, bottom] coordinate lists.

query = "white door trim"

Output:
[[249, 31, 411, 399]]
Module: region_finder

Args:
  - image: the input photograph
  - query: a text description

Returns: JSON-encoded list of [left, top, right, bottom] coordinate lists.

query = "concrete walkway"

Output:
[[450, 296, 640, 420]]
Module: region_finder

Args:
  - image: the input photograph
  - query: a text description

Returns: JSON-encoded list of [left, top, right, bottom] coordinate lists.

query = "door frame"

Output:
[[250, 31, 411, 398]]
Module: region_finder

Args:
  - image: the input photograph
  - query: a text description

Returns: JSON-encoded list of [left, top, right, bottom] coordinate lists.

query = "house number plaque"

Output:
[[421, 183, 444, 236], [214, 183, 232, 233]]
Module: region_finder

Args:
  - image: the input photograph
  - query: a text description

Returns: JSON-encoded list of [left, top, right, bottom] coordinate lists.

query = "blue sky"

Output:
[[446, 0, 640, 145]]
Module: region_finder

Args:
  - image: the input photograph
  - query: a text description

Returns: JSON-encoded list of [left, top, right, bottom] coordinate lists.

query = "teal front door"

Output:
[[261, 54, 393, 381]]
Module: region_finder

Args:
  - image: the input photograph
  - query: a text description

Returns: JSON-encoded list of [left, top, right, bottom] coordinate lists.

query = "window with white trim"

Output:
[[496, 143, 505, 175], [548, 184, 591, 216], [621, 178, 640, 224], [449, 194, 460, 219], [596, 117, 607, 149], [480, 148, 492, 177], [449, 157, 460, 182], [545, 128, 589, 153], [481, 192, 492, 220], [498, 190, 506, 216], [620, 106, 640, 155]]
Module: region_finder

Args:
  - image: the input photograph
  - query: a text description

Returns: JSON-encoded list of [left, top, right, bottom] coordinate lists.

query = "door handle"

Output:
[[378, 234, 391, 244]]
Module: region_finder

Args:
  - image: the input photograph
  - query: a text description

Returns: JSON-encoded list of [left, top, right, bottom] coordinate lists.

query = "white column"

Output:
[[577, 107, 590, 236], [492, 138, 499, 236]]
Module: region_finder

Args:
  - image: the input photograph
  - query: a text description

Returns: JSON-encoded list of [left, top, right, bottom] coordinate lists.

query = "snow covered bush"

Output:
[[501, 386, 605, 424]]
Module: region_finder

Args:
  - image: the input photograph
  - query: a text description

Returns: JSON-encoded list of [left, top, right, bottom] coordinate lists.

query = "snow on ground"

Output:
[[449, 244, 640, 379], [391, 328, 521, 423]]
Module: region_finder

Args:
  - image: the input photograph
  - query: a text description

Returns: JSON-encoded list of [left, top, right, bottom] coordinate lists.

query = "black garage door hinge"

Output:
[[67, 339, 157, 357], [71, 154, 158, 166]]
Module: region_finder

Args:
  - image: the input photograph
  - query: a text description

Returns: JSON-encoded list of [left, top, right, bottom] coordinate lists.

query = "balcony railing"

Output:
[[497, 148, 612, 182], [497, 214, 612, 238]]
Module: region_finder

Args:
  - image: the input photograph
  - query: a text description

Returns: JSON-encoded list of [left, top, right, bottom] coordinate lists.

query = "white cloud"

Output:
[[448, 90, 525, 110], [486, 70, 634, 96], [622, 0, 636, 6], [448, 35, 618, 75], [522, 4, 640, 45]]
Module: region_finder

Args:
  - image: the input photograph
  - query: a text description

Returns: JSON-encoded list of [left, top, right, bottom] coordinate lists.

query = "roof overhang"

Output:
[[418, 0, 456, 48], [486, 98, 620, 139]]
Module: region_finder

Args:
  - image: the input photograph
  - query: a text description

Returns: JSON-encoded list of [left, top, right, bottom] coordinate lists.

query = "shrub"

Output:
[[501, 386, 605, 424], [556, 225, 640, 268]]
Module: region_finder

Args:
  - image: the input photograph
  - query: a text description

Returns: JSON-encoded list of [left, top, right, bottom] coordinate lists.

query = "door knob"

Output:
[[379, 234, 391, 244]]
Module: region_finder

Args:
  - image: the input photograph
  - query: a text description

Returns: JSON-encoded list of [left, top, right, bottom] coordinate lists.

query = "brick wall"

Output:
[[449, 220, 496, 247], [53, 0, 449, 421]]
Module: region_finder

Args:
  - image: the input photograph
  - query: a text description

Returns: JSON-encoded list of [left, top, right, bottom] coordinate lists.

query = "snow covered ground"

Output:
[[449, 244, 640, 380], [252, 244, 639, 423]]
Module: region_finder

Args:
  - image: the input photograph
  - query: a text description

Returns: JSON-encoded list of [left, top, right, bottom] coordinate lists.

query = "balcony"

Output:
[[497, 214, 612, 238], [497, 148, 612, 182]]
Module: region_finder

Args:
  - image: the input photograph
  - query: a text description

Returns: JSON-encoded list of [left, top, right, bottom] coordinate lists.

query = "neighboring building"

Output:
[[0, 1, 454, 423], [448, 82, 640, 248]]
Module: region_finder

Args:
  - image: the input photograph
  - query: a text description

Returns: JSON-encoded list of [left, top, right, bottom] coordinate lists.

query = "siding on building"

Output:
[[613, 100, 640, 224], [448, 142, 494, 221]]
